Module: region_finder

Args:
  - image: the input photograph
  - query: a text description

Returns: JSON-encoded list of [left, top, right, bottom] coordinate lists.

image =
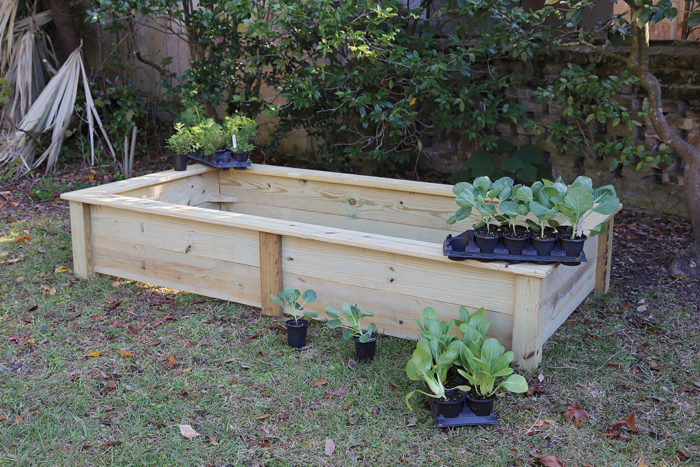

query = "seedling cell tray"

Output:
[[187, 150, 251, 170], [443, 230, 586, 265], [428, 398, 500, 428]]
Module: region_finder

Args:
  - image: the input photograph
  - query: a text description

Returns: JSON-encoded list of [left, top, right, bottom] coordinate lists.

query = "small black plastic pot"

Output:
[[232, 151, 250, 163], [449, 233, 469, 252], [467, 396, 495, 416], [473, 231, 499, 254], [531, 235, 557, 256], [353, 333, 378, 361], [436, 391, 465, 418], [559, 234, 587, 257], [172, 153, 189, 171], [502, 231, 529, 255], [285, 319, 309, 348]]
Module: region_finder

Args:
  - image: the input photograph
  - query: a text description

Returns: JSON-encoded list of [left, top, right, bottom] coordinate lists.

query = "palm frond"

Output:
[[0, 0, 19, 74]]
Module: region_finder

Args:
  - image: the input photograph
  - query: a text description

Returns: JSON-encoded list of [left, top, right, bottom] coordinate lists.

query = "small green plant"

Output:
[[497, 183, 533, 234], [166, 114, 257, 156], [447, 176, 515, 233], [325, 302, 377, 343], [558, 176, 620, 239], [455, 306, 491, 351], [526, 179, 565, 238], [456, 337, 528, 399], [415, 306, 459, 351], [223, 115, 257, 152], [166, 123, 200, 155], [405, 338, 465, 409], [269, 287, 319, 324]]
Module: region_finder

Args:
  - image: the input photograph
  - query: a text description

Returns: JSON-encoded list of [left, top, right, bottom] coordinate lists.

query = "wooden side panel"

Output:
[[259, 232, 283, 317], [595, 217, 614, 293], [511, 276, 544, 371], [90, 206, 260, 267], [283, 272, 514, 347], [219, 171, 476, 235], [68, 201, 94, 279], [282, 237, 516, 312], [120, 171, 219, 206]]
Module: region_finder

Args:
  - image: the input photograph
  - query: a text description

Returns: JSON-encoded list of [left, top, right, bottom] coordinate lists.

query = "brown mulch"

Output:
[[2, 158, 697, 305]]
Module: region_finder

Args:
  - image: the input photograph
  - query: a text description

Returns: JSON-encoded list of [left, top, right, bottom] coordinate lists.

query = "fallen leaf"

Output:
[[322, 387, 349, 399], [529, 450, 564, 467], [15, 235, 32, 243], [100, 441, 122, 449], [118, 350, 134, 358], [27, 338, 36, 344], [54, 266, 70, 273], [388, 381, 398, 388], [279, 413, 289, 420], [573, 418, 583, 429], [106, 381, 116, 389], [209, 437, 219, 446], [538, 373, 545, 383], [127, 325, 138, 335], [638, 461, 648, 467], [49, 287, 56, 296], [165, 356, 176, 369], [562, 403, 590, 424], [311, 378, 328, 387], [324, 439, 335, 457], [0, 416, 6, 422], [256, 414, 270, 420], [676, 450, 690, 461], [26, 305, 38, 312], [261, 391, 271, 397], [15, 276, 25, 283], [626, 412, 638, 433], [111, 281, 123, 288], [178, 424, 200, 440], [0, 257, 21, 265], [342, 397, 355, 410], [347, 414, 362, 425], [347, 358, 356, 370], [14, 415, 24, 424], [406, 417, 418, 427], [85, 351, 101, 358]]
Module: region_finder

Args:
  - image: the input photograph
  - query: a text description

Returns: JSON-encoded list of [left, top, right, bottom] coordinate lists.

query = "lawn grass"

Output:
[[1, 214, 698, 465]]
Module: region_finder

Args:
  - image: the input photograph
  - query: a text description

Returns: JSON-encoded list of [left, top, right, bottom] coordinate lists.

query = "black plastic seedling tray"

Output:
[[187, 150, 251, 170], [443, 230, 586, 265], [429, 398, 500, 428]]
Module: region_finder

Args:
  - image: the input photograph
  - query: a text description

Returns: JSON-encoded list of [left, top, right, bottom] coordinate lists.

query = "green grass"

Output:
[[1, 215, 698, 465]]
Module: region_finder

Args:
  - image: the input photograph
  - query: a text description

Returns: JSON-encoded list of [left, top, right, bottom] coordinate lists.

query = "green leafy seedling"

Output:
[[269, 287, 318, 324], [325, 302, 377, 343]]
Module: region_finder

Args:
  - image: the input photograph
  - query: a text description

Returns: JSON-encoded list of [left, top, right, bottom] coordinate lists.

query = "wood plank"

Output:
[[92, 238, 261, 306], [219, 170, 473, 233], [511, 276, 544, 370], [61, 193, 553, 278], [283, 273, 513, 347], [543, 264, 597, 343], [595, 216, 614, 294], [259, 232, 283, 317], [222, 203, 453, 243], [68, 201, 94, 279], [119, 171, 219, 206], [282, 236, 516, 312], [59, 164, 214, 197], [541, 236, 599, 306], [90, 205, 260, 267]]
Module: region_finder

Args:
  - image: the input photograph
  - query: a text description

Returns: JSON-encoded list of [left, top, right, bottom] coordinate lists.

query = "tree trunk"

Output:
[[50, 0, 81, 61]]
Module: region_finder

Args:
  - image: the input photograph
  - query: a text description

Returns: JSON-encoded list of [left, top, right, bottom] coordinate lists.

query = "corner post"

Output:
[[259, 231, 284, 317], [595, 216, 614, 294], [68, 201, 95, 279], [512, 276, 544, 371]]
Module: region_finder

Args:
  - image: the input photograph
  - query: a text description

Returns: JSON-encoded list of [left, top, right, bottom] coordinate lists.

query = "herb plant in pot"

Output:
[[456, 337, 528, 416], [166, 123, 199, 171], [405, 339, 467, 418], [269, 287, 318, 348], [498, 184, 533, 255], [325, 302, 378, 361], [223, 115, 257, 163]]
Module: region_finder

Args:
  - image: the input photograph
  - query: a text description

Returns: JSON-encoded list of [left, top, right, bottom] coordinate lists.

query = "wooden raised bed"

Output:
[[61, 164, 615, 370]]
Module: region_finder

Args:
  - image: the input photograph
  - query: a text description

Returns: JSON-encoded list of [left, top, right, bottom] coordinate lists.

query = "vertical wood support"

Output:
[[595, 216, 614, 294], [259, 231, 284, 317], [512, 276, 544, 371], [68, 201, 94, 279]]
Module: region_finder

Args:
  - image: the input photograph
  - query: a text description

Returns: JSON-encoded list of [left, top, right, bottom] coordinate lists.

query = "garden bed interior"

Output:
[[61, 164, 616, 369]]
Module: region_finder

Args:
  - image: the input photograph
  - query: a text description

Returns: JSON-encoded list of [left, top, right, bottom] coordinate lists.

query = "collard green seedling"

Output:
[[448, 176, 511, 233], [405, 338, 466, 409], [456, 338, 528, 398], [325, 302, 377, 343], [527, 180, 563, 238], [558, 176, 620, 239], [269, 287, 319, 324], [498, 183, 533, 234]]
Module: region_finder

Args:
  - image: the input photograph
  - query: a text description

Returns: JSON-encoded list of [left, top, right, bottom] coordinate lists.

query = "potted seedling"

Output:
[[269, 287, 318, 348], [456, 337, 528, 416], [405, 338, 467, 418], [448, 176, 505, 253], [325, 302, 378, 361], [497, 184, 533, 255], [527, 180, 565, 256], [223, 115, 257, 163], [166, 123, 199, 171], [557, 176, 620, 257]]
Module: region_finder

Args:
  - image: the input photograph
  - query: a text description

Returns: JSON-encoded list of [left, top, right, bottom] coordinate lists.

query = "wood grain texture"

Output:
[[511, 276, 544, 371], [595, 217, 614, 294], [259, 232, 283, 317], [120, 171, 219, 206], [68, 201, 94, 279]]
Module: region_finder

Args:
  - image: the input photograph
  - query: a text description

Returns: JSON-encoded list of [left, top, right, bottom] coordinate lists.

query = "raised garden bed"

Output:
[[61, 164, 616, 370]]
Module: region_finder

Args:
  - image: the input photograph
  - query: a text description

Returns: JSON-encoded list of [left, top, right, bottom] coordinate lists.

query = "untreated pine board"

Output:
[[282, 236, 517, 312], [511, 276, 544, 370], [90, 205, 260, 267], [543, 264, 597, 342], [259, 232, 283, 317], [120, 171, 219, 206], [68, 201, 94, 279], [595, 217, 614, 294], [92, 238, 261, 306], [60, 193, 553, 278], [219, 170, 473, 233], [222, 202, 454, 243], [284, 272, 514, 346]]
